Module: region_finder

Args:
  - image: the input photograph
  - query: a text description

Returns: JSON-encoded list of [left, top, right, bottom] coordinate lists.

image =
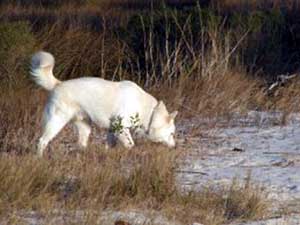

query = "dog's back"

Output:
[[49, 77, 157, 128]]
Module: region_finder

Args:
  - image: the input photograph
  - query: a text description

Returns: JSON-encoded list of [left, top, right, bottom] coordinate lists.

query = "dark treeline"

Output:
[[1, 0, 300, 85]]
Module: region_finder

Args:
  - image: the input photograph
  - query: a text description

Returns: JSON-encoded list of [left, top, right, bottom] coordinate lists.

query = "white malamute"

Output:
[[30, 51, 178, 156]]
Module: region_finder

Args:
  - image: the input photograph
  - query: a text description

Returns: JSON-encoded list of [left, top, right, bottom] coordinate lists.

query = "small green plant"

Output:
[[130, 113, 142, 132], [110, 116, 124, 134], [110, 113, 142, 134]]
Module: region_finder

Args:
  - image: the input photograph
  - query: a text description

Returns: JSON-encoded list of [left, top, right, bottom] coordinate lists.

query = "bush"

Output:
[[0, 21, 36, 88]]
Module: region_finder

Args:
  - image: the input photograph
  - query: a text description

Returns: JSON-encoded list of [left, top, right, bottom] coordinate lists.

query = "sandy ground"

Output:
[[177, 111, 300, 224]]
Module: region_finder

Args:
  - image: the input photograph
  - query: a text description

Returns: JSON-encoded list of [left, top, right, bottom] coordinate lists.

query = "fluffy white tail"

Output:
[[30, 51, 61, 91]]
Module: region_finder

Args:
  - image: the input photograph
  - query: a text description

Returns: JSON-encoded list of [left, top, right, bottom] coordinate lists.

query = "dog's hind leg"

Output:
[[105, 131, 117, 149], [38, 107, 74, 157], [74, 120, 91, 148]]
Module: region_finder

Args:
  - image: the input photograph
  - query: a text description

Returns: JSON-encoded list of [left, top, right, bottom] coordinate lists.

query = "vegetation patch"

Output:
[[0, 21, 36, 88], [0, 148, 269, 225]]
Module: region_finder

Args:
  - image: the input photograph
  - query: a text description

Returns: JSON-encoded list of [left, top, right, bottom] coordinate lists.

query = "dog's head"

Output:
[[148, 101, 178, 148]]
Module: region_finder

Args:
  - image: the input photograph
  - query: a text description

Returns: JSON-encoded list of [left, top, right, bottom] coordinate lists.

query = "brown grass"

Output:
[[2, 1, 299, 224], [0, 85, 270, 224], [0, 147, 269, 225], [0, 86, 269, 224]]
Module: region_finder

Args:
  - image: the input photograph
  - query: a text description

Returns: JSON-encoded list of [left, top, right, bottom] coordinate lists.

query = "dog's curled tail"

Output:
[[30, 51, 61, 91]]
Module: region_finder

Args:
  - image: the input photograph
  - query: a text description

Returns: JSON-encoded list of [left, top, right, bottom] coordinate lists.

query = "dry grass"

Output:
[[266, 78, 300, 112], [1, 1, 300, 224], [0, 146, 269, 225], [0, 86, 270, 224], [154, 71, 266, 118]]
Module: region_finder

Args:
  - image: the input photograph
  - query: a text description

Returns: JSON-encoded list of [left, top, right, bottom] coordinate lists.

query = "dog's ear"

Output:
[[169, 111, 178, 120], [155, 100, 167, 112], [150, 101, 168, 128]]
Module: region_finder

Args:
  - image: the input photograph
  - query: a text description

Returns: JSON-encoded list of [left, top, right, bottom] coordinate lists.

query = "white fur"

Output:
[[30, 51, 178, 156]]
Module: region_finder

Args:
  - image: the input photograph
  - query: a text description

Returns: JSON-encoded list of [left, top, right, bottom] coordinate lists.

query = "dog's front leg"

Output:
[[116, 128, 135, 149]]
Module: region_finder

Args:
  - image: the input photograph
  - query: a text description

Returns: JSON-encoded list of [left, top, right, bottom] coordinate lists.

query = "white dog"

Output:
[[30, 51, 178, 156]]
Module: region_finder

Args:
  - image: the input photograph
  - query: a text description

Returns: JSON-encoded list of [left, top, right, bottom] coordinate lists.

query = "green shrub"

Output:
[[0, 21, 36, 88]]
